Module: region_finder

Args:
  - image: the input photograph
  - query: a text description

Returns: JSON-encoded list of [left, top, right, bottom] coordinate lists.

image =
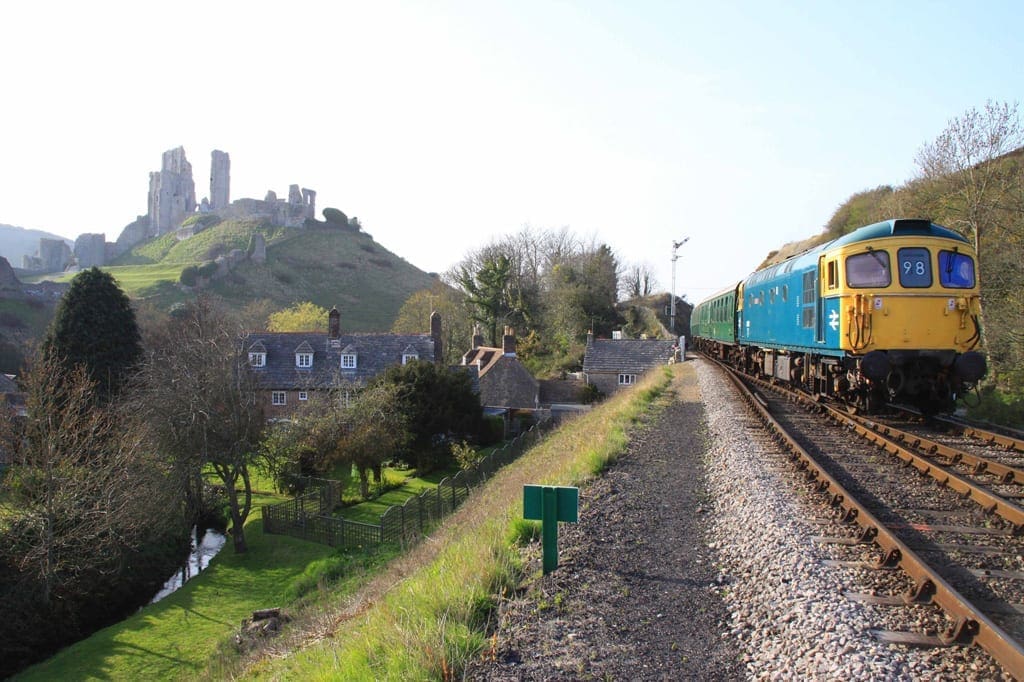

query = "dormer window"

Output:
[[248, 341, 267, 368], [340, 344, 357, 369], [296, 352, 312, 368], [401, 344, 419, 365]]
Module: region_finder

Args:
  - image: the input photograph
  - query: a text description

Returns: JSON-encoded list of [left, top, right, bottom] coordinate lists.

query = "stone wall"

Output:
[[22, 238, 73, 273], [74, 233, 107, 268], [148, 146, 196, 236], [210, 150, 230, 210]]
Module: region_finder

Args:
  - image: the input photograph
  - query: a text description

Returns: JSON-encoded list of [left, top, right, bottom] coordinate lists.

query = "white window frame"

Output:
[[249, 352, 266, 368], [402, 353, 418, 365], [295, 352, 313, 368], [298, 391, 308, 401], [618, 373, 636, 386], [341, 354, 357, 369], [271, 391, 287, 406]]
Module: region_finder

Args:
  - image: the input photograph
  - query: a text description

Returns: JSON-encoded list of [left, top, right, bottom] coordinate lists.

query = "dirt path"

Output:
[[465, 362, 743, 680]]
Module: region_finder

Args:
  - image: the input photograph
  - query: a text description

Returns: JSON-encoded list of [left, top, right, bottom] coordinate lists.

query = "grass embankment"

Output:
[[14, 494, 336, 682], [14, 366, 675, 680], [227, 366, 677, 680], [12, 463, 457, 681]]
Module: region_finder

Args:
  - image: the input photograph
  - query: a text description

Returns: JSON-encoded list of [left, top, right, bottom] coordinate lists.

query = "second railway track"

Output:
[[710, 357, 1024, 677]]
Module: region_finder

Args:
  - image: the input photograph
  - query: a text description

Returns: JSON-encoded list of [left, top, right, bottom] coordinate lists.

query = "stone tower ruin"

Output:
[[210, 150, 230, 210], [147, 146, 196, 236]]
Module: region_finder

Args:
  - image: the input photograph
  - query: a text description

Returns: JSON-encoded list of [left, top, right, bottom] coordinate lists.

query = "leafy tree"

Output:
[[133, 299, 267, 553], [323, 207, 349, 226], [267, 301, 329, 332], [338, 382, 410, 497], [373, 360, 482, 471], [392, 282, 472, 366], [457, 254, 517, 346], [41, 267, 142, 404]]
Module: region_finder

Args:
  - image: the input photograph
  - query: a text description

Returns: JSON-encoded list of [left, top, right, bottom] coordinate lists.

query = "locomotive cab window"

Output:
[[846, 251, 891, 288], [826, 260, 838, 290], [938, 250, 976, 288], [897, 248, 931, 287]]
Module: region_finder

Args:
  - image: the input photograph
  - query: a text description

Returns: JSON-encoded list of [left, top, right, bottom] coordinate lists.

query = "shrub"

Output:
[[452, 441, 484, 470], [197, 261, 219, 279]]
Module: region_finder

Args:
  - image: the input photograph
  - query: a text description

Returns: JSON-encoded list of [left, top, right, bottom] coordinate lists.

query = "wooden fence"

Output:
[[262, 419, 551, 549]]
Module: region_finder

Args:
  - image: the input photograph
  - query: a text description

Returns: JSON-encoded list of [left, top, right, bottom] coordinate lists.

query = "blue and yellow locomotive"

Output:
[[692, 219, 987, 412]]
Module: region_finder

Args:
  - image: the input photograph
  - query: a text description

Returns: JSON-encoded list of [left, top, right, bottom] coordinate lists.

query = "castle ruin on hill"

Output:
[[21, 147, 317, 273], [113, 146, 317, 256]]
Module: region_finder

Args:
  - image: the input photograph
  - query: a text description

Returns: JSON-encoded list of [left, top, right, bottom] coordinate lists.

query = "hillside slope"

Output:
[[37, 219, 440, 334]]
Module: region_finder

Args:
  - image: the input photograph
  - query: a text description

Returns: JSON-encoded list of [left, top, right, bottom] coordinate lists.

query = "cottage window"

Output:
[[296, 352, 313, 368], [249, 352, 266, 368], [618, 374, 636, 385], [402, 353, 418, 365], [272, 391, 286, 406], [298, 391, 308, 401], [341, 354, 357, 369]]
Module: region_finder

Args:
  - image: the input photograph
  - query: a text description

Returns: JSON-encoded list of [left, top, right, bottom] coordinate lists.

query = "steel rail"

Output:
[[937, 418, 1024, 454], [713, 362, 1024, 676], [847, 413, 1024, 486], [748, 375, 1024, 531]]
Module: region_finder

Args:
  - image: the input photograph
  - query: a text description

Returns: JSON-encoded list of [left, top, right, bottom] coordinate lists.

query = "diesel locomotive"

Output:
[[691, 219, 987, 412]]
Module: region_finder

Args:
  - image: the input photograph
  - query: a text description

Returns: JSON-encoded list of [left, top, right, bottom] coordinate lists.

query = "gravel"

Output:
[[464, 359, 1013, 680]]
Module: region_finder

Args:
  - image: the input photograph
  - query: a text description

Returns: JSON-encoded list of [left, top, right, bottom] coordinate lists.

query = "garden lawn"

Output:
[[339, 466, 456, 524], [15, 493, 334, 682]]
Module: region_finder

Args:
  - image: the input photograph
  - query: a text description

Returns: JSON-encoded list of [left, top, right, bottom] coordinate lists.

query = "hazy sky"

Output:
[[2, 1, 1021, 304]]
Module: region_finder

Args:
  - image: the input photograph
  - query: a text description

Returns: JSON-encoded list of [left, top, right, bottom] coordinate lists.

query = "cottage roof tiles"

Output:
[[582, 338, 676, 374], [242, 331, 435, 390]]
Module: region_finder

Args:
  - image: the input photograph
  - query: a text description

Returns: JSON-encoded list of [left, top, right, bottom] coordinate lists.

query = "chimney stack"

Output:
[[329, 306, 340, 339], [587, 330, 594, 346], [472, 325, 484, 350], [430, 310, 443, 365], [502, 326, 516, 356]]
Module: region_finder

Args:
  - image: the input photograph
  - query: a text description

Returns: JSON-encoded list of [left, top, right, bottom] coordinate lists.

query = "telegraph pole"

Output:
[[670, 237, 689, 334]]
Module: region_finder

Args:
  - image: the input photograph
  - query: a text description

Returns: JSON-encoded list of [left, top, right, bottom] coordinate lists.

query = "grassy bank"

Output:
[[14, 494, 337, 681], [224, 365, 677, 680]]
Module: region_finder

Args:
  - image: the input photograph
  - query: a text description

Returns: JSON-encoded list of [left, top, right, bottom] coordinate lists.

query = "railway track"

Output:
[[710, 359, 1024, 677]]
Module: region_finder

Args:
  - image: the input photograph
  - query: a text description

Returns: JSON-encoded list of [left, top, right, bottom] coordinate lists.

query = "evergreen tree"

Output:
[[42, 267, 142, 404]]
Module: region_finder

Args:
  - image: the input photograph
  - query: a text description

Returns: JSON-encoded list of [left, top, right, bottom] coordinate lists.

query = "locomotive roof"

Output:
[[826, 219, 969, 249], [695, 219, 969, 308]]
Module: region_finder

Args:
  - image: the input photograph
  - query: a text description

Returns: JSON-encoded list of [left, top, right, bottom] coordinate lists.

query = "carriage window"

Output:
[[897, 248, 931, 287], [827, 260, 838, 290], [938, 250, 976, 288], [846, 251, 891, 288]]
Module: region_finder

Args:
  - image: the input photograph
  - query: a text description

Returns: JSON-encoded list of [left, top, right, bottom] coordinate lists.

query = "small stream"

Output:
[[149, 526, 227, 604]]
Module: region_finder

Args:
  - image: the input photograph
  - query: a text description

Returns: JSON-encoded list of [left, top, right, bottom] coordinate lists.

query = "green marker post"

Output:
[[523, 484, 579, 574]]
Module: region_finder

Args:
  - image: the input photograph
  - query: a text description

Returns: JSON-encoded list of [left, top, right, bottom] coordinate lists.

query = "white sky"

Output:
[[1, 1, 1022, 304]]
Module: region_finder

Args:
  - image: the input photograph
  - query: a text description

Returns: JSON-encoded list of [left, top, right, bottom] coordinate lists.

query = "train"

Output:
[[691, 219, 987, 413]]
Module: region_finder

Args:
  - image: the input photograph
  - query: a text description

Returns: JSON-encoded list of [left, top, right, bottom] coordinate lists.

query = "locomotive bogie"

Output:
[[691, 219, 987, 413]]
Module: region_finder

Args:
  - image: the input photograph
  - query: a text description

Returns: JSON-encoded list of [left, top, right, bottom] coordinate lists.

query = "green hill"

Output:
[[68, 219, 440, 332]]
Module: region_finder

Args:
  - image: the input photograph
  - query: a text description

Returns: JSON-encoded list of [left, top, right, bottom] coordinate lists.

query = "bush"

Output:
[[452, 440, 484, 470], [479, 416, 505, 445], [197, 260, 219, 279], [179, 266, 198, 286], [323, 207, 349, 226]]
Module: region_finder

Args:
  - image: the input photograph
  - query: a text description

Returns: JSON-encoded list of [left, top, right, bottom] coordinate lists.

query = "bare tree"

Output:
[[915, 100, 1024, 254], [620, 262, 660, 300], [0, 355, 175, 605], [133, 299, 266, 554]]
